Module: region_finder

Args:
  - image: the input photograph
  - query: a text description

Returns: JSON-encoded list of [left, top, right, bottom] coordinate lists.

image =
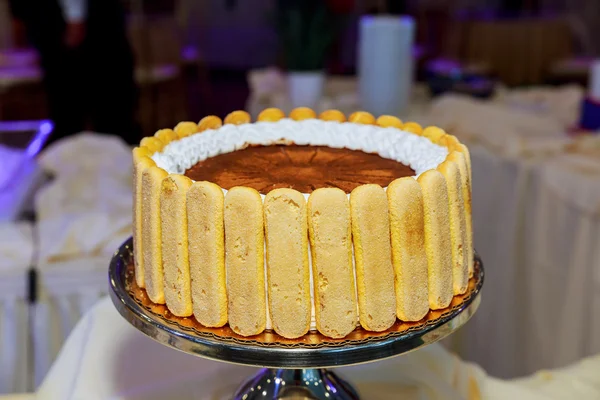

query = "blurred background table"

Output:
[[18, 296, 600, 399]]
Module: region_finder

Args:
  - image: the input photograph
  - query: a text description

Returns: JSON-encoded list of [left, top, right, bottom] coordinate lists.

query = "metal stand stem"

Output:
[[234, 368, 359, 400]]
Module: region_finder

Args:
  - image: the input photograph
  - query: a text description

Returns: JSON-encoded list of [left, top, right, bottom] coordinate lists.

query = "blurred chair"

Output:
[[0, 50, 46, 122], [0, 0, 46, 122], [547, 14, 596, 85], [127, 13, 187, 135], [0, 0, 13, 50], [445, 15, 572, 86]]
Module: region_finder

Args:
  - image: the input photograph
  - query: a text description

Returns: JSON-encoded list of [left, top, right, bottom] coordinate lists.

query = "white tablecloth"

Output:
[[33, 257, 111, 388], [30, 297, 600, 399], [32, 133, 132, 387], [245, 71, 600, 378], [0, 222, 32, 394]]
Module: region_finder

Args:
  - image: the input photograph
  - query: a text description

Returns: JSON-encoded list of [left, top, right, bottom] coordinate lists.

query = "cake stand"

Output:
[[109, 238, 484, 400]]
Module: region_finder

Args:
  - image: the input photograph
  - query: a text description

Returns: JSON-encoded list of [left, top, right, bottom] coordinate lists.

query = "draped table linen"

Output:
[[0, 222, 33, 394], [31, 297, 600, 400]]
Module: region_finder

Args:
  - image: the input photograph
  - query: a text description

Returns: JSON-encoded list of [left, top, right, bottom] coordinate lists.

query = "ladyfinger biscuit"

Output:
[[174, 122, 198, 139], [133, 154, 155, 288], [132, 146, 151, 163], [161, 175, 193, 317], [307, 188, 357, 338], [319, 109, 346, 122], [350, 184, 396, 331], [154, 128, 177, 144], [422, 126, 446, 143], [439, 134, 460, 150], [224, 110, 251, 125], [140, 136, 164, 153], [349, 111, 376, 125], [224, 187, 266, 336], [437, 160, 469, 295], [264, 189, 311, 338], [376, 115, 403, 129], [141, 166, 168, 304], [387, 178, 429, 321], [132, 146, 151, 246], [417, 170, 454, 309], [448, 151, 474, 277], [187, 181, 227, 327], [290, 107, 316, 120], [458, 143, 472, 182], [197, 116, 222, 132], [258, 108, 285, 122], [403, 122, 423, 135]]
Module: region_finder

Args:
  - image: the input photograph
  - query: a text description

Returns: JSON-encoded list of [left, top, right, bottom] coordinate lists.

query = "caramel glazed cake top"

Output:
[[132, 107, 473, 339]]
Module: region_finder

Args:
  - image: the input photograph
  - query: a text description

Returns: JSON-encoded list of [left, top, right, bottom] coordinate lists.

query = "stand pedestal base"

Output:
[[234, 368, 360, 400]]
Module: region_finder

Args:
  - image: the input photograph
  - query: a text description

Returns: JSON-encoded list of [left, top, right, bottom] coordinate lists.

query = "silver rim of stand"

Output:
[[109, 238, 483, 399]]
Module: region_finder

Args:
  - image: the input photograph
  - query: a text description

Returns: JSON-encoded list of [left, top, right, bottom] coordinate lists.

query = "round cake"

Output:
[[131, 107, 473, 339]]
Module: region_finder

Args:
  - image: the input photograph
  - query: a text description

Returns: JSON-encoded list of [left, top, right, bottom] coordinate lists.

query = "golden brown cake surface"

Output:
[[184, 145, 415, 194]]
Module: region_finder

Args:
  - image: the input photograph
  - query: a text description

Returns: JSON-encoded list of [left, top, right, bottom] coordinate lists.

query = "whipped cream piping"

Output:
[[152, 119, 448, 192]]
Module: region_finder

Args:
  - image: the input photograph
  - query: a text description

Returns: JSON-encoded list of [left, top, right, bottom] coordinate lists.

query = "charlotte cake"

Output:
[[131, 108, 473, 339]]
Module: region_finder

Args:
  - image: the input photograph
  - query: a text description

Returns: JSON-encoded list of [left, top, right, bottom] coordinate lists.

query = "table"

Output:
[[23, 296, 600, 399], [245, 72, 600, 378], [0, 223, 33, 394], [450, 146, 600, 378]]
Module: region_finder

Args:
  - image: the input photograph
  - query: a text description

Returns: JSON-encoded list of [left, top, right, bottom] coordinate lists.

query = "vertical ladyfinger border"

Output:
[[424, 128, 474, 279], [161, 174, 194, 317], [308, 188, 358, 339], [132, 146, 153, 288], [436, 135, 474, 277], [387, 177, 430, 321], [132, 107, 475, 338], [224, 187, 266, 337], [187, 181, 228, 328], [141, 165, 168, 304], [264, 188, 311, 339], [350, 184, 397, 332]]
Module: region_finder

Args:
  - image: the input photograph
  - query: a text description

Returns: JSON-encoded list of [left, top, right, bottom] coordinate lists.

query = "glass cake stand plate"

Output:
[[109, 238, 484, 400]]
